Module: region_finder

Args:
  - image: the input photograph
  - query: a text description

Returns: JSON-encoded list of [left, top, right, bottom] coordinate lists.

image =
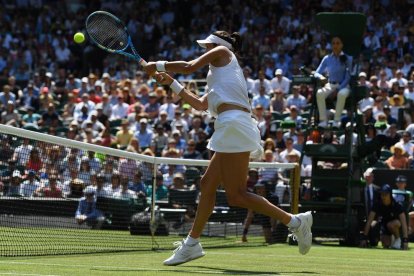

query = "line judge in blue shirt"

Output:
[[314, 36, 353, 128]]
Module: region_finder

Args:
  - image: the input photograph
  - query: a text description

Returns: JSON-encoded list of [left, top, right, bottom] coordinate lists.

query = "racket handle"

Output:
[[139, 59, 147, 67]]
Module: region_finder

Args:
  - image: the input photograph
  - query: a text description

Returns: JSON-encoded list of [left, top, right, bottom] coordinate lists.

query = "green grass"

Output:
[[0, 243, 413, 275]]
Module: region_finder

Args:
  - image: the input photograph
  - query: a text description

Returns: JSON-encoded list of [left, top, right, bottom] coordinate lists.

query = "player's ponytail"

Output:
[[230, 32, 242, 54], [213, 31, 243, 56]]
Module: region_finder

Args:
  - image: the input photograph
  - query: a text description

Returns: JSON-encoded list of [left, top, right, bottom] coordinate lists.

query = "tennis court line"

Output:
[[0, 273, 59, 276]]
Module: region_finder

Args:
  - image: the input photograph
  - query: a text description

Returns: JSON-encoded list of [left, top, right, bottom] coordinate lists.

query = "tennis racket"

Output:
[[85, 11, 147, 66]]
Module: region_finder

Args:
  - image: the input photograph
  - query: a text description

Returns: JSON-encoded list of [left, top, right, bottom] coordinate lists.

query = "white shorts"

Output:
[[207, 110, 263, 159]]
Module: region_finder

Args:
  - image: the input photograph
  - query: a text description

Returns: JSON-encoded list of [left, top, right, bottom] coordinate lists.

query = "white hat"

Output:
[[45, 72, 53, 78], [90, 110, 98, 116], [359, 72, 367, 78], [102, 72, 110, 78], [363, 168, 374, 177], [196, 34, 232, 49], [94, 80, 102, 87], [140, 118, 148, 124], [12, 170, 21, 178], [81, 77, 88, 83], [275, 69, 283, 76], [83, 186, 95, 195]]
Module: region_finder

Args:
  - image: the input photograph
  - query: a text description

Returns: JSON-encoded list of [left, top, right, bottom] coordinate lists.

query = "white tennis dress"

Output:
[[206, 52, 263, 159]]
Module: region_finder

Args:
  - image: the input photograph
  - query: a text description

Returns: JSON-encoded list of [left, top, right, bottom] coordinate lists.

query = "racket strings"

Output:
[[87, 15, 128, 51]]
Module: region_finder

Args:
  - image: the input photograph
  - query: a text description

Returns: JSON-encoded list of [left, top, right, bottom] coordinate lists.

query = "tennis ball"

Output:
[[73, 32, 85, 44]]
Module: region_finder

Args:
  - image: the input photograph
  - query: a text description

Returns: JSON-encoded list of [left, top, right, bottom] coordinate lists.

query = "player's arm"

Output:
[[155, 72, 208, 111], [144, 46, 230, 75]]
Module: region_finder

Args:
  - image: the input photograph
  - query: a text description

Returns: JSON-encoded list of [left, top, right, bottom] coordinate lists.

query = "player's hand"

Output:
[[143, 62, 157, 76], [154, 72, 174, 86]]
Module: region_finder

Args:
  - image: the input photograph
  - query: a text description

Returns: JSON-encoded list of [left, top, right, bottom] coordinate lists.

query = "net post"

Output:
[[150, 162, 157, 249], [289, 163, 300, 214]]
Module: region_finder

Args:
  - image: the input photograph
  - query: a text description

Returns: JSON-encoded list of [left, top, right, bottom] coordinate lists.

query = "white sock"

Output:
[[184, 235, 199, 246], [287, 215, 301, 229]]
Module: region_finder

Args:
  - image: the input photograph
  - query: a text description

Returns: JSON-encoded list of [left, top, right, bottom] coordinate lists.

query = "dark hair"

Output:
[[213, 31, 242, 55]]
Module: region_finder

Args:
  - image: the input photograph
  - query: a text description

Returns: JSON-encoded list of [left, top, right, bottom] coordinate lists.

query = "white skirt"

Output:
[[207, 110, 263, 159]]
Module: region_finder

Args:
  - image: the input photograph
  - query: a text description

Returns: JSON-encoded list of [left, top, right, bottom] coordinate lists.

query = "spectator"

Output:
[[115, 119, 134, 149], [26, 148, 42, 172], [251, 86, 271, 110], [385, 144, 409, 169], [146, 172, 168, 200], [20, 170, 41, 197], [269, 89, 288, 113], [113, 176, 137, 200], [270, 68, 291, 95], [128, 171, 146, 197], [75, 186, 105, 229], [252, 70, 272, 96], [151, 123, 169, 156], [134, 118, 153, 150], [286, 85, 307, 112], [104, 172, 121, 197], [35, 174, 63, 198], [5, 170, 22, 196]]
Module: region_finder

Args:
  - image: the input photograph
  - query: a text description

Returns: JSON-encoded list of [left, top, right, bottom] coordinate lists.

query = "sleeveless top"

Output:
[[206, 52, 251, 117]]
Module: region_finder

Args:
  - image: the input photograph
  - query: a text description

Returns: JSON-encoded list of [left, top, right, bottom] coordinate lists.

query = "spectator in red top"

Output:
[[35, 175, 63, 198], [26, 148, 42, 172], [88, 89, 102, 104]]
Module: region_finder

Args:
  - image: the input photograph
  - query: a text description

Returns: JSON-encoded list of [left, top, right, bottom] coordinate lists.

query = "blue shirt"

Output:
[[135, 129, 153, 148], [75, 197, 102, 220], [252, 94, 271, 109], [315, 52, 352, 90]]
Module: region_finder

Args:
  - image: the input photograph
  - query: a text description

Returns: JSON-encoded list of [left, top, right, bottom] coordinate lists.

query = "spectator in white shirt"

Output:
[[404, 81, 414, 102], [110, 95, 129, 120], [159, 94, 178, 120], [252, 70, 272, 96], [243, 66, 255, 95], [73, 94, 95, 120], [271, 68, 291, 95]]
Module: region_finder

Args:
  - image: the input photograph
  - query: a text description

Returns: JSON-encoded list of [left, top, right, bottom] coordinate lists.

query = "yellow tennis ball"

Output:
[[73, 32, 85, 44]]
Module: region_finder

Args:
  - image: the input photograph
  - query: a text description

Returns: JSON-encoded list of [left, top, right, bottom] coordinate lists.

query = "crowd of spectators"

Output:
[[1, 0, 414, 202]]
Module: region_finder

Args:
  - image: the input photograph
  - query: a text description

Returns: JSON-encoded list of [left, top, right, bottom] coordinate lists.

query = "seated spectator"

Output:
[[20, 170, 41, 197], [151, 123, 169, 156], [38, 103, 60, 127], [26, 148, 42, 172], [286, 85, 307, 111], [113, 176, 137, 200], [6, 170, 22, 196], [269, 89, 288, 113], [182, 139, 202, 159], [1, 100, 20, 126], [118, 153, 139, 180], [21, 106, 41, 127], [385, 144, 409, 169], [271, 68, 291, 95], [251, 86, 271, 110], [279, 137, 301, 163], [94, 174, 109, 198], [146, 172, 168, 200], [75, 186, 105, 229], [395, 131, 414, 158], [284, 106, 303, 129], [360, 184, 409, 250], [115, 119, 133, 149], [35, 174, 63, 198], [258, 150, 280, 183], [169, 173, 187, 190], [69, 178, 85, 198], [128, 171, 146, 197], [104, 172, 121, 197], [134, 118, 153, 150]]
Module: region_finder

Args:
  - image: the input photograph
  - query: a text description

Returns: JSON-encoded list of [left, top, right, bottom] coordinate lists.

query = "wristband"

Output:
[[156, 61, 167, 72], [170, 79, 184, 95]]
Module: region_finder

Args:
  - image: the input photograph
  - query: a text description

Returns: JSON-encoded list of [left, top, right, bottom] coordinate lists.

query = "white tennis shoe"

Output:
[[290, 211, 313, 255], [391, 237, 401, 249], [163, 240, 205, 266]]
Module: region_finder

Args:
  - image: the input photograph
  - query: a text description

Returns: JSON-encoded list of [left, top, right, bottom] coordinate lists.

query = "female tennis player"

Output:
[[144, 31, 312, 266]]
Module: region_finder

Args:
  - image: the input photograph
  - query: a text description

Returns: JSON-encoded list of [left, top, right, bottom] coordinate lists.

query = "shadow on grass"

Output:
[[91, 265, 320, 275]]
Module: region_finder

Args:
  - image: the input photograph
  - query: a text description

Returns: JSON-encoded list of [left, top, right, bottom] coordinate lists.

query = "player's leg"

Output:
[[241, 209, 254, 242], [218, 152, 312, 254], [163, 153, 221, 265]]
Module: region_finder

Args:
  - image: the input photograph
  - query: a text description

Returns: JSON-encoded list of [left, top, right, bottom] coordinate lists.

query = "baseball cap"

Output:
[[358, 72, 367, 78], [380, 184, 392, 194], [28, 170, 36, 176], [275, 69, 283, 76], [173, 172, 184, 180], [182, 104, 191, 110], [41, 87, 49, 94], [149, 92, 157, 98], [102, 72, 110, 79], [139, 118, 148, 124], [45, 72, 53, 78], [395, 175, 407, 182]]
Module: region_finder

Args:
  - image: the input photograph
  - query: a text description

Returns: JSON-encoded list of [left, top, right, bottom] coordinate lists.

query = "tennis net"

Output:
[[0, 124, 299, 256]]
